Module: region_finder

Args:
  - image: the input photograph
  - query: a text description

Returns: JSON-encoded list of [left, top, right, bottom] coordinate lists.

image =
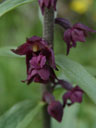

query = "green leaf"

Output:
[[0, 0, 36, 17], [0, 100, 44, 128], [16, 102, 44, 128], [55, 55, 96, 104]]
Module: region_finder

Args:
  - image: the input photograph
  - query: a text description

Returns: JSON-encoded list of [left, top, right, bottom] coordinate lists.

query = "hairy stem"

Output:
[[43, 8, 54, 47], [42, 85, 51, 128], [42, 8, 54, 128]]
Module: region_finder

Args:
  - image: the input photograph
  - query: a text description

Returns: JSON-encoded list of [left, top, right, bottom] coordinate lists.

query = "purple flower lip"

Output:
[[38, 0, 57, 14], [26, 55, 56, 84], [29, 55, 46, 69], [63, 86, 84, 107]]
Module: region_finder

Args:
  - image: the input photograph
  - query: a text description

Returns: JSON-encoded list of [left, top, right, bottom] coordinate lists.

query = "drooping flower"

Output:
[[55, 18, 96, 55], [43, 92, 63, 122], [11, 36, 56, 84], [62, 86, 84, 107], [48, 101, 63, 122], [38, 0, 57, 14], [42, 84, 83, 122]]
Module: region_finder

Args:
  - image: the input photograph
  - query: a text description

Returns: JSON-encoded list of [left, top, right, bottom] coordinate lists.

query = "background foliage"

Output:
[[0, 0, 96, 128]]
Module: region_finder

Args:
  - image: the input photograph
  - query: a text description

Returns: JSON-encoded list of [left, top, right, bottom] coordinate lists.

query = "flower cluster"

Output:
[[12, 36, 84, 122], [11, 0, 95, 123]]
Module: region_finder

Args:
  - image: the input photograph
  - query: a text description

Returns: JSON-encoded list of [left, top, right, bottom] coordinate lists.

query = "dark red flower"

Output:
[[62, 86, 84, 107], [55, 18, 96, 55], [48, 101, 63, 122], [11, 36, 56, 84], [43, 92, 63, 122], [38, 0, 57, 14]]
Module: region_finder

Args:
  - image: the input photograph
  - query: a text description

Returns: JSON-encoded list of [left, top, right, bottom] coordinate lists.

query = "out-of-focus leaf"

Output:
[[0, 0, 36, 17], [16, 102, 44, 128], [77, 121, 89, 128], [0, 100, 44, 128], [56, 55, 96, 104], [93, 122, 96, 128]]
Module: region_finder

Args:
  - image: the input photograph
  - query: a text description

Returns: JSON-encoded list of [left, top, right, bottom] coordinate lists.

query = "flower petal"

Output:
[[48, 101, 63, 122], [71, 29, 86, 43], [11, 43, 31, 55], [74, 23, 96, 33], [38, 68, 50, 80], [27, 70, 37, 81], [64, 29, 72, 55]]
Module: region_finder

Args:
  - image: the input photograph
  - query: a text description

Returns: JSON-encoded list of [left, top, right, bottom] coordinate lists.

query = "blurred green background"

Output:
[[0, 0, 96, 128]]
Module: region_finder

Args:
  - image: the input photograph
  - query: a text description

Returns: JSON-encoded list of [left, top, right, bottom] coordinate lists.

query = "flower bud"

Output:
[[38, 0, 57, 14], [48, 101, 63, 122]]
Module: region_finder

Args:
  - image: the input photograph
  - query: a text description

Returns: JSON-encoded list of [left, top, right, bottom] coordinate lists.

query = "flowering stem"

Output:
[[42, 8, 54, 128]]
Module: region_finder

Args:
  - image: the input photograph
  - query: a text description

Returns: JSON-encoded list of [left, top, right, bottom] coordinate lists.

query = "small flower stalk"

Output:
[[11, 0, 96, 124]]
